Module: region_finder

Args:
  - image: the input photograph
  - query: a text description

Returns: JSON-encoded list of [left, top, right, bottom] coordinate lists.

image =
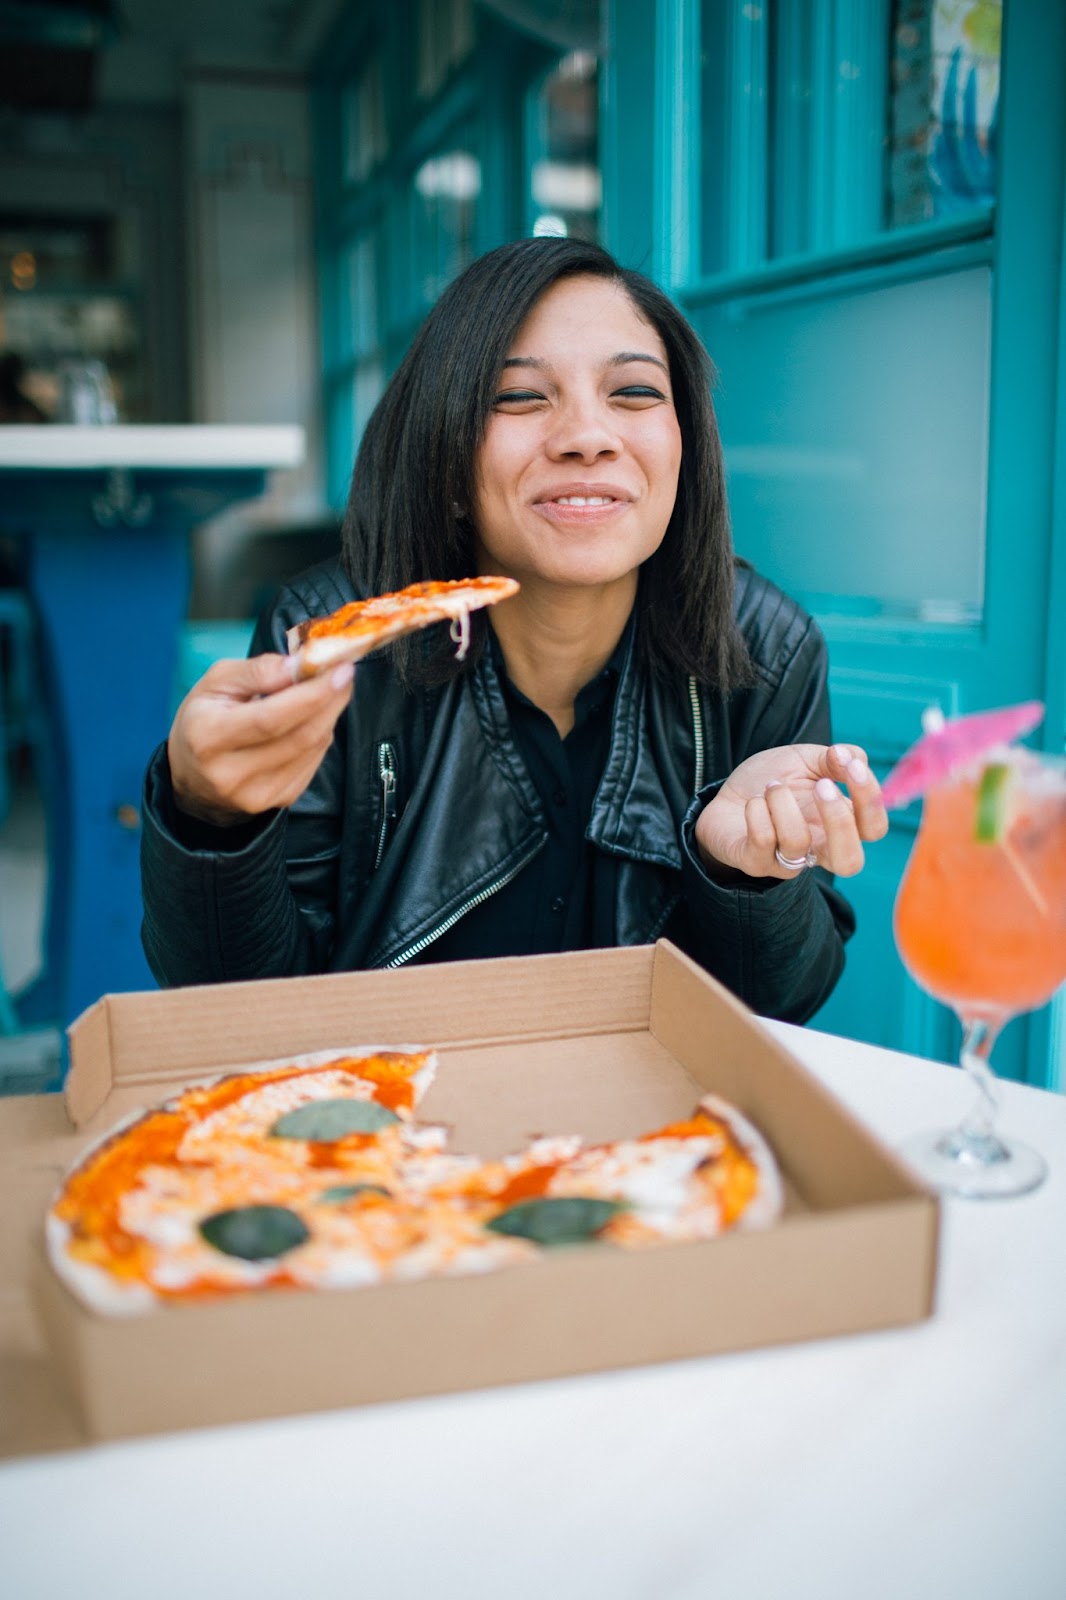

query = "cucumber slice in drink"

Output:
[[975, 762, 1012, 843]]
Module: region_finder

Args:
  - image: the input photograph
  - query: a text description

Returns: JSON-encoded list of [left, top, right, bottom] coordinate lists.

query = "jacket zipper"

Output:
[[687, 676, 704, 795], [383, 839, 544, 969], [373, 741, 398, 871]]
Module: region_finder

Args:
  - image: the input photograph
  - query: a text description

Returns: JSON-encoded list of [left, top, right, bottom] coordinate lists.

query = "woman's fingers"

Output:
[[187, 657, 354, 755], [168, 654, 356, 822], [828, 745, 889, 844], [195, 652, 298, 699], [763, 762, 884, 878], [810, 778, 864, 874], [763, 781, 814, 871], [694, 741, 889, 881]]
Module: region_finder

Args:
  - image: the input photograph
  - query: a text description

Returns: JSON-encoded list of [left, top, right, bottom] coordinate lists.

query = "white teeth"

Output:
[[555, 496, 614, 506]]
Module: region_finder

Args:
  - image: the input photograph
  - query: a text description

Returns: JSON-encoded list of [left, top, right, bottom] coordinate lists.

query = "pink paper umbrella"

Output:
[[880, 701, 1045, 809]]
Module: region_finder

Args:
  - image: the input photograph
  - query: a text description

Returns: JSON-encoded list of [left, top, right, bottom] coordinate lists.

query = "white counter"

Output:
[[0, 424, 305, 472]]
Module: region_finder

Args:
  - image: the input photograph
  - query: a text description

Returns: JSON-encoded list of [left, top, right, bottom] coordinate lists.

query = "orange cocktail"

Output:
[[894, 760, 1066, 1021]]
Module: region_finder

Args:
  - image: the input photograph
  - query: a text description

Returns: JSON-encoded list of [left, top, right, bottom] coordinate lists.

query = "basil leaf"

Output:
[[318, 1182, 392, 1203], [270, 1098, 399, 1140], [199, 1205, 310, 1261], [485, 1196, 626, 1247]]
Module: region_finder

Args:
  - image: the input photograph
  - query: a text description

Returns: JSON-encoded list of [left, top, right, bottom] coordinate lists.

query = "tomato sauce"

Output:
[[55, 1061, 412, 1286]]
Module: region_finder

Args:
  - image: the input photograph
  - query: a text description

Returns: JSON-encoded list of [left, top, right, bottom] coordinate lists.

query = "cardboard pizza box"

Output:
[[5, 942, 939, 1447]]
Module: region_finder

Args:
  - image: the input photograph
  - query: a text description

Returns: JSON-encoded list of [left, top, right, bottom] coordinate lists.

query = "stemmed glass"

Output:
[[892, 745, 1066, 1198]]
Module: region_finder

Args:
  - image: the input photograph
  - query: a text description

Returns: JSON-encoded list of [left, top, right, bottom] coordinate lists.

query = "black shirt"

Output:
[[428, 629, 626, 962]]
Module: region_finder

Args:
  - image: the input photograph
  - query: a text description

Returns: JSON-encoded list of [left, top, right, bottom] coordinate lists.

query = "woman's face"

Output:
[[470, 274, 683, 597]]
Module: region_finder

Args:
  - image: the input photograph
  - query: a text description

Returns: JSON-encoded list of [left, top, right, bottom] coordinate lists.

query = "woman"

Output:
[[141, 237, 886, 1021]]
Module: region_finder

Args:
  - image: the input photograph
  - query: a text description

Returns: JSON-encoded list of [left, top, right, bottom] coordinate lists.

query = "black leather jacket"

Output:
[[141, 559, 855, 1022]]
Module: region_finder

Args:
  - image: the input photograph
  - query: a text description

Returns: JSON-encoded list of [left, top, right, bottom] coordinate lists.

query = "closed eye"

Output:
[[613, 385, 669, 403], [493, 389, 546, 407]]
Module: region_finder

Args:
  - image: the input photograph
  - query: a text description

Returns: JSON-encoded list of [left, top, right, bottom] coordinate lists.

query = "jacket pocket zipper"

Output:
[[373, 741, 398, 871], [688, 675, 704, 795]]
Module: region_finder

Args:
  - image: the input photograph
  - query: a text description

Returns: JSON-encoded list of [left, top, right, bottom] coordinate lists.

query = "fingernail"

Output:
[[832, 744, 850, 765], [848, 759, 871, 784], [816, 778, 840, 803], [330, 663, 355, 690], [764, 780, 782, 794]]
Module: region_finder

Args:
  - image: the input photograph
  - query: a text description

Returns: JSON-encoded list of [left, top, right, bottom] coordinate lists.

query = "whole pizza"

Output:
[[46, 1047, 783, 1315]]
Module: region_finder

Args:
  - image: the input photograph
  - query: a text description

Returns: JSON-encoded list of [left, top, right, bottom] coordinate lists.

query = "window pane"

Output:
[[343, 58, 387, 185], [346, 236, 377, 355], [704, 266, 991, 622], [699, 0, 758, 275], [529, 50, 600, 241], [417, 0, 475, 99], [353, 356, 384, 439], [888, 0, 1001, 225], [413, 143, 481, 306]]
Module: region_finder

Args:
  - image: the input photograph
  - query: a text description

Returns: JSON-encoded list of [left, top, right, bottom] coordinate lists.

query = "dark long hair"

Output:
[[342, 236, 752, 691]]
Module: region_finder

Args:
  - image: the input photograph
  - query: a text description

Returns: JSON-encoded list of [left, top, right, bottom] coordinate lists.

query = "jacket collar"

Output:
[[478, 614, 683, 872]]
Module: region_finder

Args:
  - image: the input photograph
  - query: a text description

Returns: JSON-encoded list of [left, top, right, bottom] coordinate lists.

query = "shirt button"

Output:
[[550, 896, 566, 914], [552, 788, 567, 807]]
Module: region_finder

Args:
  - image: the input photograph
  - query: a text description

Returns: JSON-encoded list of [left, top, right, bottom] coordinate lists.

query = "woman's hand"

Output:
[[695, 743, 888, 881], [167, 654, 355, 827]]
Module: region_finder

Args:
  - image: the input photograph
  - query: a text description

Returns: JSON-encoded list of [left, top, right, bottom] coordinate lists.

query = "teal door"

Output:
[[605, 0, 1066, 1086]]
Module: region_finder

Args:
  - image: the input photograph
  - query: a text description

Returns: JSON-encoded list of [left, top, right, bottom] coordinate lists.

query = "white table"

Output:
[[1, 1023, 1064, 1600]]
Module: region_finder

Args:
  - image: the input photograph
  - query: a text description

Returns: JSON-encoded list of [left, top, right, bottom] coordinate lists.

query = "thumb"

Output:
[[198, 651, 297, 700]]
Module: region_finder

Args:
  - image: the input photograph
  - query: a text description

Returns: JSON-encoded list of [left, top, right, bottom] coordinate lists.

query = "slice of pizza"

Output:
[[479, 1097, 783, 1250], [286, 576, 520, 678]]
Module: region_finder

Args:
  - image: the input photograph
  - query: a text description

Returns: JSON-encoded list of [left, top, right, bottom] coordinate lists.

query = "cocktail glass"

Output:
[[893, 748, 1066, 1198]]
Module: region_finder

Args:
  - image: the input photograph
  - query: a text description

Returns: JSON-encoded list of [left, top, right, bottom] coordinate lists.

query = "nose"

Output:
[[544, 394, 621, 462]]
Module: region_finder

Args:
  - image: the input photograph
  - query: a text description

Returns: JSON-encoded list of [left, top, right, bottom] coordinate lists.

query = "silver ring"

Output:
[[775, 847, 817, 871]]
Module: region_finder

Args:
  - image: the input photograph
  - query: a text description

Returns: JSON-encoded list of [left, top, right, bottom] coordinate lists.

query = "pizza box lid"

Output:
[[3, 941, 940, 1450]]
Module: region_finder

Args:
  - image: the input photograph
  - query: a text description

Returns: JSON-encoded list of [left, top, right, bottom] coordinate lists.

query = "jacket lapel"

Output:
[[587, 627, 684, 871]]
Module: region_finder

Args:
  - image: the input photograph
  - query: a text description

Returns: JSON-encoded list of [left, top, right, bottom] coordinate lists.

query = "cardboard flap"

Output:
[[649, 942, 924, 1207], [62, 999, 113, 1129], [64, 948, 658, 1126]]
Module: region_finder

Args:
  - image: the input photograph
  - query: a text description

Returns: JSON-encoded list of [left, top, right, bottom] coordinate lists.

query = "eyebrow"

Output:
[[501, 351, 670, 377]]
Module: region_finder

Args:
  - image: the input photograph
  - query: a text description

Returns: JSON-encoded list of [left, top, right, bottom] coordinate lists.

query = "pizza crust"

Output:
[[699, 1093, 785, 1231]]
